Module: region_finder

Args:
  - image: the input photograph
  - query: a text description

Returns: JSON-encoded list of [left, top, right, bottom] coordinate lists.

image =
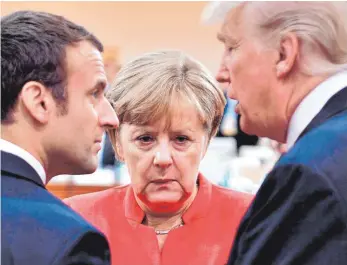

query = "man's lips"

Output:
[[94, 139, 102, 151], [95, 137, 103, 143], [235, 103, 240, 114]]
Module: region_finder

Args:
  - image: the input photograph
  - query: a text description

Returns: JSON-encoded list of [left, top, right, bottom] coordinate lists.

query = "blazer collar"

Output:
[[298, 86, 347, 141], [1, 151, 45, 188], [124, 173, 212, 225]]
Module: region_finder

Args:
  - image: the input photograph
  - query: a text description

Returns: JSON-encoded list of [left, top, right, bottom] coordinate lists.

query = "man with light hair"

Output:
[[204, 1, 347, 264]]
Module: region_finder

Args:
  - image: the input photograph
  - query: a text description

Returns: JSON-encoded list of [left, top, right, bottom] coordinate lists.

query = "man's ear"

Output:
[[276, 32, 299, 78], [19, 81, 54, 124]]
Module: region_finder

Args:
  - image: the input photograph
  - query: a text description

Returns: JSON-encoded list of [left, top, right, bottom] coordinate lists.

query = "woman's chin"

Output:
[[145, 191, 186, 213]]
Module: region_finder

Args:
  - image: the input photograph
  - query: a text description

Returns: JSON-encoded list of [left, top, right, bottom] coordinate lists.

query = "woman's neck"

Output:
[[142, 184, 198, 230], [144, 213, 183, 230]]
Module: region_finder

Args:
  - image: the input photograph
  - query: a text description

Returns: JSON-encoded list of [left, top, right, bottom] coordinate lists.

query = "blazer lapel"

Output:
[[1, 151, 45, 188], [298, 86, 347, 141]]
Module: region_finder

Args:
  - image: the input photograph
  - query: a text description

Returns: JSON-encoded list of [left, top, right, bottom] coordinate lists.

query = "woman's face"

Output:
[[117, 101, 209, 214]]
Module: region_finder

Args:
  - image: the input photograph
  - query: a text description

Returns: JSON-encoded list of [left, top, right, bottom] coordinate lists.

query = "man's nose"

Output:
[[215, 62, 230, 84], [99, 98, 119, 129]]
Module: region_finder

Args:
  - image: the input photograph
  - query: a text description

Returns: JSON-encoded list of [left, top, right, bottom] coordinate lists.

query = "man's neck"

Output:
[[284, 74, 330, 140]]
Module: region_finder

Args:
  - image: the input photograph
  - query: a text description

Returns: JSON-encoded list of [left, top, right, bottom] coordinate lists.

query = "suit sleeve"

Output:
[[228, 164, 347, 265], [1, 240, 14, 265], [58, 231, 111, 265]]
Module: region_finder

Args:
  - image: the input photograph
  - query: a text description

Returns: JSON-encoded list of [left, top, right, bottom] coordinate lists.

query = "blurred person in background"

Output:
[[103, 46, 121, 85], [99, 47, 122, 171], [1, 10, 119, 265], [270, 141, 288, 155], [65, 50, 253, 265], [216, 63, 259, 152], [213, 1, 347, 264]]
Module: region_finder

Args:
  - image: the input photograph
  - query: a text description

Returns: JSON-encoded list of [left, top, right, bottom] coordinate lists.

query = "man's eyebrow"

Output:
[[93, 79, 107, 91], [218, 31, 239, 46]]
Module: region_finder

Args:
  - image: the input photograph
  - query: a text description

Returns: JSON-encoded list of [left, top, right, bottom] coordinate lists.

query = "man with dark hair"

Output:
[[1, 10, 119, 265]]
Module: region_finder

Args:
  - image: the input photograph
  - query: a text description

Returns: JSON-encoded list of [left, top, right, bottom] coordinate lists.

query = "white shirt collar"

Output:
[[286, 71, 347, 150], [0, 139, 47, 185]]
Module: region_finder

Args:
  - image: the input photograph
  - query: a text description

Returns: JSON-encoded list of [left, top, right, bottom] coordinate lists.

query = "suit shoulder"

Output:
[[276, 115, 347, 205], [264, 163, 347, 220], [280, 113, 347, 168], [2, 177, 95, 230], [1, 180, 106, 265]]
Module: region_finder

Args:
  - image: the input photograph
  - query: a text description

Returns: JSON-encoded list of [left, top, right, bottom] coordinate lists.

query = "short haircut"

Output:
[[244, 2, 347, 75], [106, 50, 226, 149], [1, 10, 103, 123]]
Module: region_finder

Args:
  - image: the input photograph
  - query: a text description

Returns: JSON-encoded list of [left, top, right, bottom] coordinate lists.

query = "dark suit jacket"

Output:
[[1, 151, 111, 265], [228, 87, 347, 265]]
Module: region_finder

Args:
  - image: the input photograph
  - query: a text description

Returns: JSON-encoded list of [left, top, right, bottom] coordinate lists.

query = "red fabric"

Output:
[[65, 174, 253, 265]]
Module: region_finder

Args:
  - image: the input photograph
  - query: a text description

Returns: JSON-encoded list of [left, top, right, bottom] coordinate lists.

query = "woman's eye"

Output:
[[175, 136, 189, 144], [137, 135, 153, 143]]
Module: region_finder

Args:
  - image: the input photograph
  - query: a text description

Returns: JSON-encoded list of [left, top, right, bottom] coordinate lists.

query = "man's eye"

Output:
[[227, 46, 233, 53], [92, 90, 100, 98]]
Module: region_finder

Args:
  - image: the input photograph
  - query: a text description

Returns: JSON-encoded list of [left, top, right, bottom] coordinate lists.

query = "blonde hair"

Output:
[[106, 50, 226, 150], [244, 1, 347, 76]]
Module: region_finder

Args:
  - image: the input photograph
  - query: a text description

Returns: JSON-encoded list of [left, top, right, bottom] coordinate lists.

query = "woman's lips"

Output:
[[151, 179, 176, 189], [152, 179, 175, 184]]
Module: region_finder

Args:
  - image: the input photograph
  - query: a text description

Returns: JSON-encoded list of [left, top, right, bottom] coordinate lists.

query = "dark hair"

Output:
[[1, 10, 104, 122]]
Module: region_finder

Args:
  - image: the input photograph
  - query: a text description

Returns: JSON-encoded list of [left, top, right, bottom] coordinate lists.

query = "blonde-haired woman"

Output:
[[65, 50, 253, 265]]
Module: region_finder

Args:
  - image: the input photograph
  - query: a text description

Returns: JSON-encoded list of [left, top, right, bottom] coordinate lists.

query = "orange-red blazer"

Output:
[[65, 174, 253, 265]]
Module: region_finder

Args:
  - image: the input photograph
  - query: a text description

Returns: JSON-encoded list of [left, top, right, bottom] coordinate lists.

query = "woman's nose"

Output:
[[153, 144, 173, 168]]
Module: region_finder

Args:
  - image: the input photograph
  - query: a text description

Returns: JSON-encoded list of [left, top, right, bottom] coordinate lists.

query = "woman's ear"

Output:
[[115, 130, 125, 162], [200, 136, 210, 161], [115, 141, 124, 162], [107, 129, 124, 162]]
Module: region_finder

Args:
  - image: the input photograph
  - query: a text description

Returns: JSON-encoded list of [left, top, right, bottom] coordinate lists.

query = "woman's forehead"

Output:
[[126, 106, 205, 132], [126, 91, 203, 120]]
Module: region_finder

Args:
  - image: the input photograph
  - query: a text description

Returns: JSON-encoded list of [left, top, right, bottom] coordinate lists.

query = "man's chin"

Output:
[[71, 160, 98, 176], [240, 118, 260, 137], [240, 123, 253, 136]]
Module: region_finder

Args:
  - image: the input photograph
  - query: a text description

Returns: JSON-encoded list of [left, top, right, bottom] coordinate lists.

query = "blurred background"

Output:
[[1, 1, 281, 198]]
